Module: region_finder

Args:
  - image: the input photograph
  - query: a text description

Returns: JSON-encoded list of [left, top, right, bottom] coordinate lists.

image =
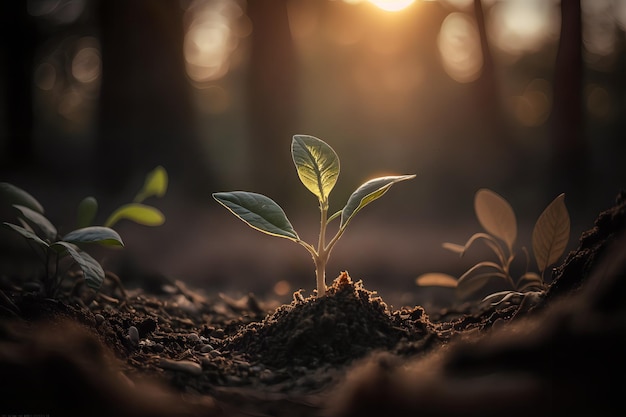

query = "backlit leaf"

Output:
[[213, 191, 299, 240], [104, 204, 165, 228], [63, 226, 124, 247], [291, 135, 340, 203], [532, 193, 570, 274], [13, 205, 57, 241], [340, 175, 416, 229], [0, 182, 44, 214], [134, 166, 168, 203], [52, 241, 105, 290], [416, 273, 458, 288], [77, 196, 98, 228], [474, 188, 517, 252]]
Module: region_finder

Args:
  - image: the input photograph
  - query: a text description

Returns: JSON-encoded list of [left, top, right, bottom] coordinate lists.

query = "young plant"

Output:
[[213, 134, 415, 297], [78, 165, 168, 229], [416, 188, 570, 302], [1, 166, 168, 297]]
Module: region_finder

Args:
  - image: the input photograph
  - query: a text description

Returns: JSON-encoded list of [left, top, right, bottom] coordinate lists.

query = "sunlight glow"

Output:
[[367, 0, 415, 12]]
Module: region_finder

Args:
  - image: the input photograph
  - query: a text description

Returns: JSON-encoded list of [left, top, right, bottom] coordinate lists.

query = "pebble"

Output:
[[128, 326, 139, 345], [159, 359, 203, 376], [200, 344, 215, 353], [94, 314, 105, 325], [208, 349, 222, 357], [187, 333, 200, 343]]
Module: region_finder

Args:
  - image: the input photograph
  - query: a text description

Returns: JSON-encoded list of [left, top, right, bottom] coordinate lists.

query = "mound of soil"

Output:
[[224, 271, 433, 369], [0, 192, 625, 416]]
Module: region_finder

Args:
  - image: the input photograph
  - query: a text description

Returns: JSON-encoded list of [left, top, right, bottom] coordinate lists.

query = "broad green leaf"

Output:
[[415, 273, 458, 288], [77, 196, 98, 228], [213, 191, 299, 240], [63, 226, 124, 247], [291, 135, 340, 203], [474, 189, 517, 252], [340, 175, 416, 229], [104, 204, 165, 228], [13, 204, 57, 241], [52, 241, 105, 290], [532, 193, 570, 273], [0, 182, 44, 214], [3, 222, 50, 248], [134, 166, 168, 203]]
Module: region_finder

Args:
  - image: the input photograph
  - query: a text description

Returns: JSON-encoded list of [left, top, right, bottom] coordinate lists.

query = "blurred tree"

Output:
[[472, 0, 503, 136], [246, 0, 298, 199], [550, 0, 587, 201], [96, 0, 212, 198], [0, 3, 38, 172]]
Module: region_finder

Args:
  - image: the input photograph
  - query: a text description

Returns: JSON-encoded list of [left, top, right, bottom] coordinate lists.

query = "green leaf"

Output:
[[213, 191, 299, 240], [3, 222, 50, 248], [52, 242, 105, 290], [291, 135, 340, 203], [340, 175, 415, 229], [13, 204, 57, 242], [63, 226, 124, 247], [415, 273, 458, 288], [0, 182, 44, 214], [77, 196, 98, 228], [532, 193, 570, 274], [474, 188, 517, 252], [104, 204, 165, 228], [134, 166, 168, 203]]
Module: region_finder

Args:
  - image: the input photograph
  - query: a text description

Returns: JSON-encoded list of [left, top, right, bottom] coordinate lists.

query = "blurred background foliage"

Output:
[[1, 0, 625, 305]]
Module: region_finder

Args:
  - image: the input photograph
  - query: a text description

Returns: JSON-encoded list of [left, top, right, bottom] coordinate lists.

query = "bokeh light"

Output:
[[488, 0, 560, 56], [437, 12, 483, 83], [183, 0, 250, 83]]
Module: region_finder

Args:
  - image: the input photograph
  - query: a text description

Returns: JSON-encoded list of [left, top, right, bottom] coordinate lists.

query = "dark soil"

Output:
[[1, 192, 625, 417]]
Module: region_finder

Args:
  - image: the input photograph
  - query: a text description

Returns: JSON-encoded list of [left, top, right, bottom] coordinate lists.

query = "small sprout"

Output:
[[416, 188, 570, 302], [214, 134, 415, 297], [0, 166, 168, 298]]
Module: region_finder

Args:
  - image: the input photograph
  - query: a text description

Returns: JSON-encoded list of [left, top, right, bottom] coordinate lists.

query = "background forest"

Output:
[[1, 0, 625, 306]]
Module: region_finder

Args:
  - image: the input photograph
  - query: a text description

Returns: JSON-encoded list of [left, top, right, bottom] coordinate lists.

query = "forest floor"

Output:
[[0, 192, 625, 417]]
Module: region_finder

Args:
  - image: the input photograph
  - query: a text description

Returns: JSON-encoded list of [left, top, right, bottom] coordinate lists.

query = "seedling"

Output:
[[213, 135, 415, 297], [1, 166, 168, 297], [416, 188, 570, 302]]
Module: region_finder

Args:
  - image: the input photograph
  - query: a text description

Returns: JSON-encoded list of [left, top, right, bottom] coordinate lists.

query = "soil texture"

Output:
[[1, 192, 625, 417]]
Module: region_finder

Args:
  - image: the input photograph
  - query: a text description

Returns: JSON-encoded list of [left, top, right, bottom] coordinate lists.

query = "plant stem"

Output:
[[316, 201, 329, 296]]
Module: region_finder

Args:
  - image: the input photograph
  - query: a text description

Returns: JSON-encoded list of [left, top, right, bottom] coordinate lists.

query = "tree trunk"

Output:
[[550, 0, 586, 201], [96, 0, 211, 197], [246, 0, 298, 200]]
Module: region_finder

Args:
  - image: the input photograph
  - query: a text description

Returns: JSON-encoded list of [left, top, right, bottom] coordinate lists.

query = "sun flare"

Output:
[[368, 0, 415, 12]]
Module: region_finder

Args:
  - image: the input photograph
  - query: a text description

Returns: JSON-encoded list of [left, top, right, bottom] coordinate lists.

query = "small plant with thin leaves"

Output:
[[416, 188, 570, 303], [213, 135, 415, 297], [1, 166, 168, 298]]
